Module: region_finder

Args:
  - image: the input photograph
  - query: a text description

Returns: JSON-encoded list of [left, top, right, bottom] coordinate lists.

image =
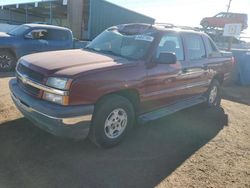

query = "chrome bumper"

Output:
[[10, 79, 94, 139], [11, 92, 92, 125]]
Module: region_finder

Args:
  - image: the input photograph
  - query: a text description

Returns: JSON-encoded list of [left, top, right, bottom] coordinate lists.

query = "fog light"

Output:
[[43, 92, 69, 105]]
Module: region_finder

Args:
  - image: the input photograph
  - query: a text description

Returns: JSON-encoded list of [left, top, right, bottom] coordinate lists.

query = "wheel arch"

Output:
[[212, 73, 224, 85], [0, 47, 17, 59], [95, 89, 141, 114]]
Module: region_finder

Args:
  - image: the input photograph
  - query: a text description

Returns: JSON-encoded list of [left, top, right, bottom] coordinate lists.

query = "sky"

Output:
[[107, 0, 250, 35], [1, 0, 250, 35]]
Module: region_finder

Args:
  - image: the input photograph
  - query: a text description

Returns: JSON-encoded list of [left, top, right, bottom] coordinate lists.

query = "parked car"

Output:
[[200, 12, 248, 30], [9, 23, 233, 148], [0, 24, 74, 71]]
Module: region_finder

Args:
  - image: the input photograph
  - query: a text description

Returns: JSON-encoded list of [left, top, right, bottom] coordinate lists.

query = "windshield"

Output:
[[7, 25, 30, 36], [86, 28, 155, 60]]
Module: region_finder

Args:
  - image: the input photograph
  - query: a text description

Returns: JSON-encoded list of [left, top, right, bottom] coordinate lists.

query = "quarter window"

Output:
[[46, 29, 69, 41]]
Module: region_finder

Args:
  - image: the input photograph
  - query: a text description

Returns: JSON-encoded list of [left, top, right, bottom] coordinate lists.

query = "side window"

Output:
[[156, 33, 184, 61], [26, 29, 48, 40], [214, 12, 228, 18], [225, 13, 231, 18], [184, 34, 206, 60], [215, 13, 224, 18]]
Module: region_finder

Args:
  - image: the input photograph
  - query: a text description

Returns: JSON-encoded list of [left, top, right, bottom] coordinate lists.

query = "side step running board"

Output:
[[138, 96, 207, 124]]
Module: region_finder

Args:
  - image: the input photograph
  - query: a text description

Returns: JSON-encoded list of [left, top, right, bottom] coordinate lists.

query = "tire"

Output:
[[89, 95, 135, 148], [0, 50, 16, 71], [205, 80, 221, 107], [202, 21, 209, 29]]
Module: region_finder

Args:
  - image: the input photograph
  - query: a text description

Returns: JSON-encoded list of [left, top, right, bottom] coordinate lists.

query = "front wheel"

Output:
[[0, 50, 16, 71], [89, 95, 135, 148], [205, 80, 221, 107]]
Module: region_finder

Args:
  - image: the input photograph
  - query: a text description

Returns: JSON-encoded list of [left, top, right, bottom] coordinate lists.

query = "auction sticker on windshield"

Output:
[[135, 35, 154, 42]]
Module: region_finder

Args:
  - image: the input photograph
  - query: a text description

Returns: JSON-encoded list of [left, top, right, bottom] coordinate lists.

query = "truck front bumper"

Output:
[[9, 79, 94, 139]]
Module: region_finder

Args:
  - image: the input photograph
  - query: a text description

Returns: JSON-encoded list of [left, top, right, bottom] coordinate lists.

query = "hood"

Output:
[[21, 49, 129, 77], [0, 32, 11, 38]]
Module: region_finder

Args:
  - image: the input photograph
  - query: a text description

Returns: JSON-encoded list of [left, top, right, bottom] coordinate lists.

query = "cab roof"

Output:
[[116, 23, 205, 36], [23, 23, 70, 31]]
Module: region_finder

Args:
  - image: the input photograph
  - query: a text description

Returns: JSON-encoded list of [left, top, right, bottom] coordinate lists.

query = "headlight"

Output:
[[46, 77, 72, 90], [43, 92, 69, 105]]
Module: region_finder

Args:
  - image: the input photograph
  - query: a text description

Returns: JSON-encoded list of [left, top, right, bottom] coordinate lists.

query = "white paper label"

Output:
[[135, 35, 154, 42]]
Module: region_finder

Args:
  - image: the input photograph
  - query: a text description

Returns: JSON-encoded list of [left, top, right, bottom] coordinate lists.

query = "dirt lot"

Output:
[[0, 73, 250, 188]]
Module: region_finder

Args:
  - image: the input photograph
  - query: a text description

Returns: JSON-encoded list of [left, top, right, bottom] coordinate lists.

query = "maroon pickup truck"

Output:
[[9, 23, 233, 147]]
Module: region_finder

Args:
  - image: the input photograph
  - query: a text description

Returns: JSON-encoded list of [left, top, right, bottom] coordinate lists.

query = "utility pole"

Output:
[[227, 0, 232, 13], [226, 0, 233, 51]]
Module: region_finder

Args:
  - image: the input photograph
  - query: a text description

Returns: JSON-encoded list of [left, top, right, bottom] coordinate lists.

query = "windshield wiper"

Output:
[[84, 48, 118, 57], [99, 50, 134, 60], [84, 48, 135, 60], [99, 50, 117, 56], [6, 32, 14, 36], [84, 47, 96, 51]]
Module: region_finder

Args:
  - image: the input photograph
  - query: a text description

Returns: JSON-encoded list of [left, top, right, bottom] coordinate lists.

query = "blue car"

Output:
[[0, 24, 74, 71]]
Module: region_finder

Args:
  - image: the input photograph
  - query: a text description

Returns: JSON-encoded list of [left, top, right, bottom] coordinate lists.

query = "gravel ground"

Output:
[[0, 74, 249, 188], [0, 73, 22, 124]]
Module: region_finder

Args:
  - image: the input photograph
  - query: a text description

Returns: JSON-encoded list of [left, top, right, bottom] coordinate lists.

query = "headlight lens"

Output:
[[46, 77, 71, 90], [43, 92, 69, 105]]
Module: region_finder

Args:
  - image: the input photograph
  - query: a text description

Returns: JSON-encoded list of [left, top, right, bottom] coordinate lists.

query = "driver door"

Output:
[[141, 32, 190, 113], [21, 28, 49, 56]]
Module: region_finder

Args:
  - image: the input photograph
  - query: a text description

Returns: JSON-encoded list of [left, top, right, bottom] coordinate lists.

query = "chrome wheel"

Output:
[[208, 86, 218, 104], [104, 108, 128, 139]]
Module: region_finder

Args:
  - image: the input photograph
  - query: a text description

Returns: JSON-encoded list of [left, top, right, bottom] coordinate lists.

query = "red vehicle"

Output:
[[200, 12, 248, 30], [9, 23, 233, 147]]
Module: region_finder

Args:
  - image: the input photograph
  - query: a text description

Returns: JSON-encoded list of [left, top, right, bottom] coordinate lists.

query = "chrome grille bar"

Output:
[[16, 70, 68, 96]]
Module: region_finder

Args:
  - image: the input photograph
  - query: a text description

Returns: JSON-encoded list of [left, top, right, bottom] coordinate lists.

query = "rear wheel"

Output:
[[89, 95, 135, 148], [205, 80, 221, 107], [0, 50, 16, 71], [202, 21, 209, 29]]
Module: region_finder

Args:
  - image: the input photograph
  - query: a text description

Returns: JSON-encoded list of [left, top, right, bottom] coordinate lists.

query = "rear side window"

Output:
[[40, 29, 69, 41], [184, 34, 206, 60], [47, 29, 69, 41]]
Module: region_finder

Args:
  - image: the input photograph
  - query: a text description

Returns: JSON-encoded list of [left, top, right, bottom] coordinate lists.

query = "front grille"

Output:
[[16, 62, 44, 98], [17, 63, 44, 83], [17, 77, 41, 97]]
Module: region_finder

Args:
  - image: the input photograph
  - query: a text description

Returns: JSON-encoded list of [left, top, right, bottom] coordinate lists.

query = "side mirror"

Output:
[[157, 52, 177, 64], [24, 33, 34, 39]]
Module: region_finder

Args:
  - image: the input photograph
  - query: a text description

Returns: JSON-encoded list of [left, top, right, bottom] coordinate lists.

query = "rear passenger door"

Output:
[[181, 33, 211, 96], [204, 36, 231, 80]]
